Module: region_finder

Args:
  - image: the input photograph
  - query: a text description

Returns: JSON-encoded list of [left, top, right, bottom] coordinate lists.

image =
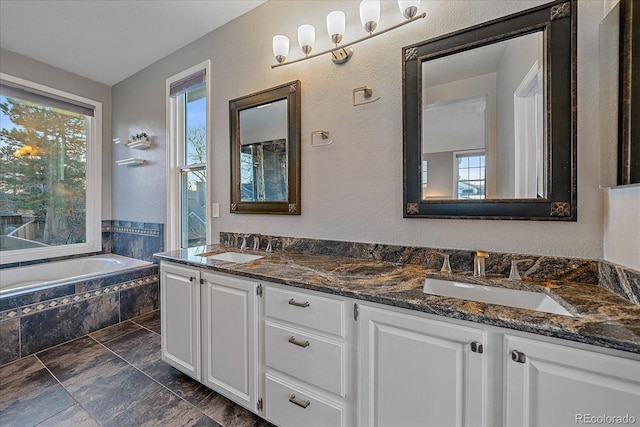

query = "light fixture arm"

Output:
[[271, 12, 426, 69]]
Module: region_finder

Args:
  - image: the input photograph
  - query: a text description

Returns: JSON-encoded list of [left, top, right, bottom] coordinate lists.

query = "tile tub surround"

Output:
[[0, 265, 159, 365], [155, 245, 640, 354], [0, 311, 273, 427], [219, 232, 599, 284], [102, 220, 164, 263]]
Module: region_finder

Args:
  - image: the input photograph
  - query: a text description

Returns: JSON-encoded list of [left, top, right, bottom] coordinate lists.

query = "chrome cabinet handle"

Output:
[[288, 336, 310, 348], [511, 350, 526, 363], [289, 393, 310, 409], [288, 298, 310, 308]]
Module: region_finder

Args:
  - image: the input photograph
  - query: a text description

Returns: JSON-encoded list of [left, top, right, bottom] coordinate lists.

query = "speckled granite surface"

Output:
[[155, 244, 640, 354]]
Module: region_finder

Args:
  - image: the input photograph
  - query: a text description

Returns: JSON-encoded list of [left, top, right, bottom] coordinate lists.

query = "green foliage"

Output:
[[0, 97, 88, 246]]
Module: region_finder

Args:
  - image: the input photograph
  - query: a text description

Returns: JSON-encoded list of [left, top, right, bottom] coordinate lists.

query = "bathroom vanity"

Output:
[[155, 243, 640, 427]]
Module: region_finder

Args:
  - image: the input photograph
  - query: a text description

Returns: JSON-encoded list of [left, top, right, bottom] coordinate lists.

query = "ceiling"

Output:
[[0, 0, 266, 86]]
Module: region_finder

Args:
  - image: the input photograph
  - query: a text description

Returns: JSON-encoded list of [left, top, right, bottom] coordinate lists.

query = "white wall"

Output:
[[604, 186, 640, 270], [0, 48, 113, 220], [599, 0, 640, 272], [111, 0, 608, 260]]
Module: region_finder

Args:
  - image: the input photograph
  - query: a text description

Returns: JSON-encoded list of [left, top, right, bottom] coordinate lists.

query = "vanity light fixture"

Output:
[[271, 0, 425, 68]]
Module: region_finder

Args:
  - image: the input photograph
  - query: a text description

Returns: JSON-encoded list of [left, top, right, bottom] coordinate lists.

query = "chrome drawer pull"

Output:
[[289, 393, 310, 409], [288, 298, 310, 308], [288, 336, 310, 348]]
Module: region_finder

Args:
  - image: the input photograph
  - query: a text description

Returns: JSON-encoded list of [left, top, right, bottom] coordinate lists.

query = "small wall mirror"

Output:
[[230, 81, 301, 214], [403, 0, 576, 220], [619, 0, 640, 185]]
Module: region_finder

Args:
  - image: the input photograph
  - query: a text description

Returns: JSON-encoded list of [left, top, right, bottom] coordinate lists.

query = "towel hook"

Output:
[[353, 86, 381, 106]]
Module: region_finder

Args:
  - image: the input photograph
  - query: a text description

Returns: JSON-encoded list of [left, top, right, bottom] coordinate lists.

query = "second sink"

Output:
[[423, 278, 574, 317], [206, 252, 264, 263]]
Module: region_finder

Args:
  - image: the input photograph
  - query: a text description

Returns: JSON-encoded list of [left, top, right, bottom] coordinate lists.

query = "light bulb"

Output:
[[398, 0, 421, 19], [298, 24, 315, 56], [327, 10, 346, 45], [360, 0, 380, 34], [272, 35, 289, 64]]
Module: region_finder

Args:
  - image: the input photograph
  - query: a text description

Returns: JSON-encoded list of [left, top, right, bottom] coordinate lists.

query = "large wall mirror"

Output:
[[230, 81, 301, 214], [619, 0, 640, 185], [403, 0, 576, 220]]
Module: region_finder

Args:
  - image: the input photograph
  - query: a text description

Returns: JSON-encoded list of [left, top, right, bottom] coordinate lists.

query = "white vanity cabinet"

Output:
[[504, 335, 640, 427], [263, 285, 353, 427], [160, 262, 260, 413], [160, 263, 201, 381], [356, 304, 488, 427], [201, 271, 259, 412]]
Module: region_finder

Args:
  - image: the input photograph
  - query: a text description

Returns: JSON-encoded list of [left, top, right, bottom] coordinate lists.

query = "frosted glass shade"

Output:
[[272, 35, 289, 63], [360, 0, 380, 33], [298, 24, 315, 55], [398, 0, 420, 19], [327, 11, 346, 45]]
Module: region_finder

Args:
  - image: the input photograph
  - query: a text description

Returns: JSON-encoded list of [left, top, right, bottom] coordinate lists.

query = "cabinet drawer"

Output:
[[265, 374, 345, 427], [264, 286, 344, 337], [265, 321, 344, 396]]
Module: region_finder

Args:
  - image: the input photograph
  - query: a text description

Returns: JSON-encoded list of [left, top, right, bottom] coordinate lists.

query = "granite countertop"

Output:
[[154, 245, 640, 354]]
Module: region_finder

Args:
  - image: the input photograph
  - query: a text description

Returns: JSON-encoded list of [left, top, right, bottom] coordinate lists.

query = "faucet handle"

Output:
[[475, 250, 489, 258], [266, 238, 277, 253], [253, 236, 260, 251], [508, 259, 533, 281], [437, 252, 452, 274]]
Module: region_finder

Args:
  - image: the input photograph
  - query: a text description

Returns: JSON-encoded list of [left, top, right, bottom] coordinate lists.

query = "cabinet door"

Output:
[[202, 272, 258, 411], [160, 263, 201, 381], [504, 335, 640, 427], [357, 305, 487, 427]]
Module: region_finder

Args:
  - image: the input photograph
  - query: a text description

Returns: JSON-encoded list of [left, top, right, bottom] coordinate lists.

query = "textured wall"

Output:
[[111, 0, 611, 260], [0, 48, 113, 220]]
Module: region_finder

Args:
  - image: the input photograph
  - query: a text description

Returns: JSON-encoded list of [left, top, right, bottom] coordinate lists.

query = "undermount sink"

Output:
[[206, 252, 264, 263], [423, 278, 574, 317]]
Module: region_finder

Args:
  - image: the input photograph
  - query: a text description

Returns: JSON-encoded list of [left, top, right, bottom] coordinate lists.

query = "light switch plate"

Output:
[[211, 203, 220, 218]]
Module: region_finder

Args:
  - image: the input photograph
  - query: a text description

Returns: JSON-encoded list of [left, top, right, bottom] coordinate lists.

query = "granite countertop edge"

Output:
[[154, 246, 640, 355]]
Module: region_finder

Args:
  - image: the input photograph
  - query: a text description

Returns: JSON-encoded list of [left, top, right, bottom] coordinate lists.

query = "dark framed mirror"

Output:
[[619, 0, 640, 185], [403, 0, 576, 220], [229, 81, 301, 214]]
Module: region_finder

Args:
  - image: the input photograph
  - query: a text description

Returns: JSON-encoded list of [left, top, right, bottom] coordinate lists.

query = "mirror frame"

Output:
[[619, 0, 640, 185], [403, 0, 576, 220], [229, 80, 301, 215]]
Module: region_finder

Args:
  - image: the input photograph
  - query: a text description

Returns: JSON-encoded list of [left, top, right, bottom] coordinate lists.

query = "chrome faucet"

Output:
[[437, 252, 452, 274], [253, 236, 260, 251], [473, 251, 489, 277], [240, 235, 249, 250]]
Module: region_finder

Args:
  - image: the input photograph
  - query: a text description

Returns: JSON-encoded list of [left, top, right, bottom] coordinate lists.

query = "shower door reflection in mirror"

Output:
[[239, 99, 288, 202], [421, 31, 546, 200]]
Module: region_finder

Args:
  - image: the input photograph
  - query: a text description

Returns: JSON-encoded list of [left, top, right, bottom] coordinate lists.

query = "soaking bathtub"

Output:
[[0, 253, 158, 364], [0, 254, 153, 295]]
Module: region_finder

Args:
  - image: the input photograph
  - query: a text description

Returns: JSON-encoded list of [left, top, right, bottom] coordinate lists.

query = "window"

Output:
[[167, 62, 210, 249], [0, 73, 102, 264], [455, 151, 485, 199]]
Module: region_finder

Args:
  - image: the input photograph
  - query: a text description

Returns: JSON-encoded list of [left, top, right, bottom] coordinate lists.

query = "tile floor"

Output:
[[0, 311, 274, 427]]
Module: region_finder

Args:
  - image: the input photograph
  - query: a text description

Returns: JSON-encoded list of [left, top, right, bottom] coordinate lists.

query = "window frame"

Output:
[[166, 61, 211, 250], [454, 150, 486, 200], [0, 73, 102, 265]]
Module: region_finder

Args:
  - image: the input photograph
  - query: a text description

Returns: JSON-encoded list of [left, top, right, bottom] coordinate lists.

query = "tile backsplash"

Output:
[[220, 232, 640, 305]]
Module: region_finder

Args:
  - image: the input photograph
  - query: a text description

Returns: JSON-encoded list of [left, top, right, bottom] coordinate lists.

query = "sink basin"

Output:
[[206, 252, 264, 263], [423, 278, 574, 317]]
